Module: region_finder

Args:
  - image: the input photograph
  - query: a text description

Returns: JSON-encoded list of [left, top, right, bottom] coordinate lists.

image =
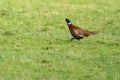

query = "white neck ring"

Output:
[[67, 22, 71, 25]]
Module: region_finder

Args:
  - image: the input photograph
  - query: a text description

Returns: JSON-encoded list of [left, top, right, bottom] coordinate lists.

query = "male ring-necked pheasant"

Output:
[[65, 18, 97, 41]]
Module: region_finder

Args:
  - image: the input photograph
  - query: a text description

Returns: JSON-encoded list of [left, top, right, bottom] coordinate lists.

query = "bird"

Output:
[[65, 18, 97, 41]]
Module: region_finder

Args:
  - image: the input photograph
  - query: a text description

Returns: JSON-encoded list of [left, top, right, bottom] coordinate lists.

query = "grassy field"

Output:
[[0, 0, 120, 80]]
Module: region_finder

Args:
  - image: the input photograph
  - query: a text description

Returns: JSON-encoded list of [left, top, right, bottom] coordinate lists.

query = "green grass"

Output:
[[0, 0, 120, 80]]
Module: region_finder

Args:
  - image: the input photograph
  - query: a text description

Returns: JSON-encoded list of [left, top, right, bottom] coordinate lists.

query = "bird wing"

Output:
[[73, 27, 84, 38]]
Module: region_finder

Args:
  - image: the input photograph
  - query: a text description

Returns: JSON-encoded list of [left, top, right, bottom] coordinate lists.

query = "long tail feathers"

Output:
[[89, 31, 98, 35], [84, 31, 98, 37]]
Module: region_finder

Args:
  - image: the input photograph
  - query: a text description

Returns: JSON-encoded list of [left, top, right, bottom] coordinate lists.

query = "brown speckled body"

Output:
[[65, 18, 96, 41]]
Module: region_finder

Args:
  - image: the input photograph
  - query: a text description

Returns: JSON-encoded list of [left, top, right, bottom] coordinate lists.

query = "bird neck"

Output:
[[67, 22, 72, 26]]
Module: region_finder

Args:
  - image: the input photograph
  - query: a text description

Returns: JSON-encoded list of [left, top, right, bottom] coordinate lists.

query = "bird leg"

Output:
[[71, 38, 75, 41]]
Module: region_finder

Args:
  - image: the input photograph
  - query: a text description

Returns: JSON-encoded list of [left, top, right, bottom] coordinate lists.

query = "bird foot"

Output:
[[71, 38, 75, 41]]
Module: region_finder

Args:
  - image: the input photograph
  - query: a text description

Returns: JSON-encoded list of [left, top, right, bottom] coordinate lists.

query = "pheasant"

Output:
[[65, 18, 97, 41]]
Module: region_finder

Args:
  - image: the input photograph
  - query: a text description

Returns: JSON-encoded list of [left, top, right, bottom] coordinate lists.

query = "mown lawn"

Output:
[[0, 0, 120, 80]]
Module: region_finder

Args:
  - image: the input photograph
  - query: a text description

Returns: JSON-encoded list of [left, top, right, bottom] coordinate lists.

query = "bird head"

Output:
[[65, 18, 71, 25], [65, 18, 71, 23]]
